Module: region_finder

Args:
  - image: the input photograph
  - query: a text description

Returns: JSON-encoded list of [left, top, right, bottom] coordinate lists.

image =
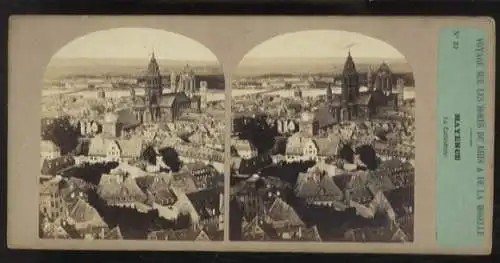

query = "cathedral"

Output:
[[130, 52, 208, 123], [326, 51, 404, 123]]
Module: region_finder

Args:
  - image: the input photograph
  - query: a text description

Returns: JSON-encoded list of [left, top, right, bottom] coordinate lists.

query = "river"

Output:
[[42, 86, 416, 101]]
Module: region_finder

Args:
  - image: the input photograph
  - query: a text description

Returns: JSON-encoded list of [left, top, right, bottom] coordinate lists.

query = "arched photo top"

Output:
[[41, 27, 226, 119], [235, 30, 413, 79], [233, 29, 415, 103]]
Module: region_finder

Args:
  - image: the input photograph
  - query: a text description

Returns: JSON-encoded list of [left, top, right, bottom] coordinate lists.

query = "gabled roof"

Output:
[[186, 187, 223, 221], [158, 92, 191, 108], [285, 135, 305, 156], [295, 172, 343, 201], [170, 172, 199, 194], [88, 136, 108, 156], [116, 138, 143, 158], [397, 214, 414, 241], [376, 62, 392, 75], [166, 228, 210, 241], [356, 93, 373, 106], [148, 177, 178, 206], [68, 198, 106, 226], [41, 155, 75, 176], [88, 136, 143, 158], [104, 226, 123, 240], [345, 225, 408, 242], [40, 181, 60, 195], [267, 198, 304, 227], [232, 139, 257, 153], [314, 105, 336, 128], [312, 137, 341, 157], [346, 171, 375, 204], [116, 108, 141, 129], [97, 177, 147, 204], [301, 225, 322, 241]]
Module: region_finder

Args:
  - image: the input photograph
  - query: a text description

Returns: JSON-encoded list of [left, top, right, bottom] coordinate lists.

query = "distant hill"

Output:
[[236, 57, 412, 77], [44, 57, 222, 79]]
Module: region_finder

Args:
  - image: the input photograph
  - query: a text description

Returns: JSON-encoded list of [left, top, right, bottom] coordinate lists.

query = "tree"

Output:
[[141, 145, 157, 165], [355, 145, 379, 170], [41, 116, 80, 155], [159, 147, 181, 173]]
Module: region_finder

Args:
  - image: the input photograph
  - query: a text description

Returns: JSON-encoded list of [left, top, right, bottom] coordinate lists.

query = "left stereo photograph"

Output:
[[39, 27, 226, 241]]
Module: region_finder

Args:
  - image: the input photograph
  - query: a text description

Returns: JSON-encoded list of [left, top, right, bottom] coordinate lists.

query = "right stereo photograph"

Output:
[[229, 30, 416, 242]]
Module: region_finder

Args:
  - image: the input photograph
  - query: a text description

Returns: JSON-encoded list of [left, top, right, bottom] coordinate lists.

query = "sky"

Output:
[[52, 27, 218, 61], [242, 30, 406, 60]]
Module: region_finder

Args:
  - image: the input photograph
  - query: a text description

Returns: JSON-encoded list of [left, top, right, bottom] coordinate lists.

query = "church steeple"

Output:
[[343, 50, 357, 75], [144, 49, 163, 109], [341, 50, 360, 103], [147, 50, 160, 76]]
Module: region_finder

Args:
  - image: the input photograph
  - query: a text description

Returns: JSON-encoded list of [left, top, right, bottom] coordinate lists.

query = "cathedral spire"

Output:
[[342, 50, 357, 75]]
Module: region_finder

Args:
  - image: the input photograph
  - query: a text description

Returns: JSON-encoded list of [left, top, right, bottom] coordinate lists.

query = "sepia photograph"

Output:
[[229, 30, 416, 242], [39, 27, 225, 241]]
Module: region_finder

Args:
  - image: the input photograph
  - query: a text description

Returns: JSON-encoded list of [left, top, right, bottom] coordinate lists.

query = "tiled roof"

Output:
[[104, 226, 123, 240], [170, 228, 210, 241], [377, 62, 392, 74], [97, 177, 147, 205], [88, 136, 143, 158], [313, 137, 340, 157], [170, 172, 199, 194], [41, 155, 75, 176], [186, 187, 223, 221], [347, 171, 374, 204], [344, 225, 408, 242], [295, 172, 343, 201], [40, 181, 59, 195], [314, 105, 336, 128], [88, 136, 108, 156], [68, 198, 106, 226], [158, 92, 191, 107], [116, 138, 143, 159], [356, 93, 372, 106], [232, 139, 256, 153], [231, 157, 243, 171], [182, 162, 208, 173], [148, 175, 178, 206], [267, 198, 304, 227], [285, 135, 305, 156], [396, 214, 414, 241], [300, 225, 322, 241], [115, 108, 141, 129]]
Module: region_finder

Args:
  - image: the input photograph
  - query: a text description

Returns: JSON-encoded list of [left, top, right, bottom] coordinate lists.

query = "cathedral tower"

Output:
[[341, 51, 360, 104], [199, 80, 208, 111], [367, 66, 374, 92], [326, 83, 333, 103], [170, 72, 177, 92], [145, 51, 163, 105], [396, 77, 405, 109], [374, 62, 393, 94]]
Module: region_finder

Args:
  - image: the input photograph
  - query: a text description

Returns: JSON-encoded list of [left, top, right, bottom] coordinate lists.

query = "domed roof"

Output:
[[104, 112, 118, 123], [377, 62, 392, 74]]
